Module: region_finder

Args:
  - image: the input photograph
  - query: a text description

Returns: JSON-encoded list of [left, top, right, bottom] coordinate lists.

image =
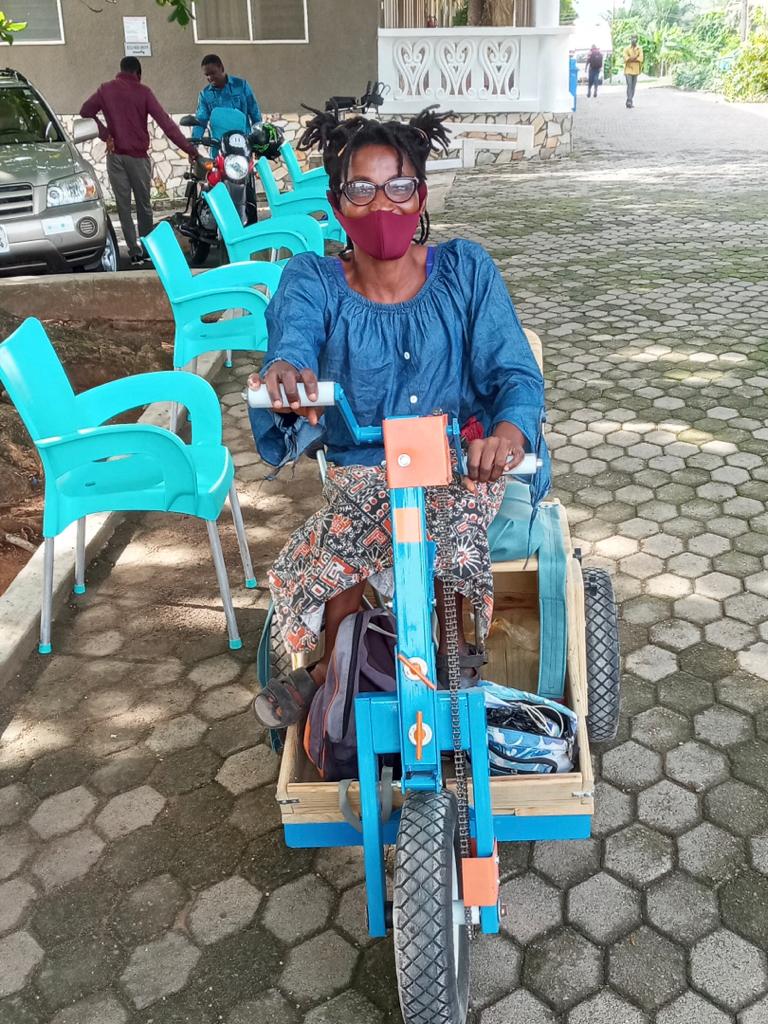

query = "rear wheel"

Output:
[[393, 791, 470, 1024], [583, 566, 621, 742]]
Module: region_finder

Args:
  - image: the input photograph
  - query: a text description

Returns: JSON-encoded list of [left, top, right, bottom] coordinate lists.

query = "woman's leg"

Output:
[[310, 580, 366, 685]]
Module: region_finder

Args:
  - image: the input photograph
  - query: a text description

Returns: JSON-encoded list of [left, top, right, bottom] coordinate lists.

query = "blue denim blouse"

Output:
[[255, 239, 550, 501]]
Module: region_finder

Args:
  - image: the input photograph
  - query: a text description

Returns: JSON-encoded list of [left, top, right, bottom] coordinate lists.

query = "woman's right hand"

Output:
[[248, 361, 324, 427]]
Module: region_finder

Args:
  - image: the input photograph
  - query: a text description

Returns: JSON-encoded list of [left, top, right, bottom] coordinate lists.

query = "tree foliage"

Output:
[[723, 10, 768, 100]]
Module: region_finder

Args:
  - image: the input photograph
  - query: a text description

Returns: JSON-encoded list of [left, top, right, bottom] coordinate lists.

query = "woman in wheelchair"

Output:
[[250, 106, 548, 728]]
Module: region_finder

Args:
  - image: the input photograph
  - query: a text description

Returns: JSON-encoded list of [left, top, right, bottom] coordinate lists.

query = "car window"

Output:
[[0, 87, 63, 145]]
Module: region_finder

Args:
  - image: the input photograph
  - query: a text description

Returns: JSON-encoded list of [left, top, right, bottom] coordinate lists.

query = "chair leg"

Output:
[[74, 517, 86, 595], [39, 537, 54, 655], [225, 349, 233, 369], [206, 518, 242, 650], [229, 483, 257, 588]]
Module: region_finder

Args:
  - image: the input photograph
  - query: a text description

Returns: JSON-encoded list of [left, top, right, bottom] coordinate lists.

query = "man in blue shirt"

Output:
[[193, 54, 261, 140]]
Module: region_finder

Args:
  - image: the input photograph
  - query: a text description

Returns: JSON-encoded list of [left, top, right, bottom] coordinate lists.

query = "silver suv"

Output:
[[0, 68, 118, 274]]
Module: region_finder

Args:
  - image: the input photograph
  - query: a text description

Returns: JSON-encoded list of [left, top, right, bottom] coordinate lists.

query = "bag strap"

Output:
[[536, 503, 568, 700], [338, 765, 394, 832]]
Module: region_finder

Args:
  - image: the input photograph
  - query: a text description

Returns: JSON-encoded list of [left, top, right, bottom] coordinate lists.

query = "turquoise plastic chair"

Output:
[[0, 318, 256, 654], [143, 220, 283, 430], [203, 182, 324, 265], [280, 141, 328, 192], [256, 156, 346, 245]]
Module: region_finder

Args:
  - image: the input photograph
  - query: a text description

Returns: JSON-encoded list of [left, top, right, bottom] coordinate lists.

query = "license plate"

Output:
[[0, 226, 8, 254], [43, 215, 75, 236]]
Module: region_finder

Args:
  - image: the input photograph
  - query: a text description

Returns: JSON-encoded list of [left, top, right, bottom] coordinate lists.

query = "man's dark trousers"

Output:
[[626, 73, 638, 105], [106, 153, 153, 258], [587, 67, 600, 97]]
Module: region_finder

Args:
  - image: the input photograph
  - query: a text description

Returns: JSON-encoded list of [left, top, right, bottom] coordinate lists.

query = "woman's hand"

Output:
[[248, 361, 324, 427], [464, 423, 526, 490]]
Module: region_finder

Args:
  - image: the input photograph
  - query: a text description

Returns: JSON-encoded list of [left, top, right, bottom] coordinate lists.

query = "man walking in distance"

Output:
[[81, 57, 198, 265], [585, 44, 604, 98], [623, 35, 644, 108]]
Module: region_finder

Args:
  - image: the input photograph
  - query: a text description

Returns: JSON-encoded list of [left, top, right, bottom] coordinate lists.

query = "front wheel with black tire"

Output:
[[583, 566, 621, 742], [393, 790, 470, 1024]]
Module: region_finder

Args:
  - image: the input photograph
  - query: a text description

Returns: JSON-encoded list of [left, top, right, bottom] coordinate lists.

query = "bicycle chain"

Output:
[[434, 483, 475, 939]]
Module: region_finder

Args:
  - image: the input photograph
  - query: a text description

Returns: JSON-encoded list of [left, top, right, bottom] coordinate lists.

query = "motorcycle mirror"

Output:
[[180, 115, 205, 128]]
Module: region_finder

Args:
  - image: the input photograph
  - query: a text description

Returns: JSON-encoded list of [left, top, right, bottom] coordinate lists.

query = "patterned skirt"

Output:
[[268, 464, 506, 654]]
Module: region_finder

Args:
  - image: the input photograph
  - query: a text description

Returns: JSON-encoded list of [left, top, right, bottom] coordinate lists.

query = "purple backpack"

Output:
[[304, 608, 397, 781]]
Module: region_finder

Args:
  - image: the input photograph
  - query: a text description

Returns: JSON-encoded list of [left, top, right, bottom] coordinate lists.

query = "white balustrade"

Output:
[[378, 27, 573, 114]]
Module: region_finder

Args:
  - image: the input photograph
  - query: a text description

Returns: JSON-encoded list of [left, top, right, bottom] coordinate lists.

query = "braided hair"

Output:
[[298, 105, 452, 248]]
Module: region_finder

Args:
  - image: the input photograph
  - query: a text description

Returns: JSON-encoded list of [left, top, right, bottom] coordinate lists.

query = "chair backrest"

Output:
[[256, 156, 282, 208], [0, 318, 78, 442], [143, 221, 194, 303], [280, 142, 303, 183], [203, 182, 244, 245]]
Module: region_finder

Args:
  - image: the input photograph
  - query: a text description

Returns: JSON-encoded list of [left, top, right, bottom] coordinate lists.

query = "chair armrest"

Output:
[[197, 261, 283, 295], [76, 371, 223, 445], [37, 423, 198, 504], [180, 287, 271, 326]]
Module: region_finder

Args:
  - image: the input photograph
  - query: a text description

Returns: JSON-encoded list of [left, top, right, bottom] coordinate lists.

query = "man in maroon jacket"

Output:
[[81, 57, 198, 264]]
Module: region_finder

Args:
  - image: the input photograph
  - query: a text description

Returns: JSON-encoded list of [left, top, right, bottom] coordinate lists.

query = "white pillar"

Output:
[[533, 0, 560, 27], [537, 31, 573, 112]]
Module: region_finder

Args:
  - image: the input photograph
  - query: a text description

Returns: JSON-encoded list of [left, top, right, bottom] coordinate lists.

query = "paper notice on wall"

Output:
[[123, 16, 151, 56]]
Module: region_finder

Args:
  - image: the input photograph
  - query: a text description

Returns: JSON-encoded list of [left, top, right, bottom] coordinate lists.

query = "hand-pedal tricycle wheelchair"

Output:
[[249, 332, 620, 1024]]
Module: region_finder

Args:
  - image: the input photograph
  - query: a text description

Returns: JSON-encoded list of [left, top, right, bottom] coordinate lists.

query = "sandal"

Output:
[[253, 667, 318, 728], [436, 647, 487, 688]]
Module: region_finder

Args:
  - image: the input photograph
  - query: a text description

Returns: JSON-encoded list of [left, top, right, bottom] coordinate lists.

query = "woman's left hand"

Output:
[[464, 423, 526, 490]]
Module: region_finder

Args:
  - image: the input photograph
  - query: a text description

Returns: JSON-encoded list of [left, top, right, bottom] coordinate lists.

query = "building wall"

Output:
[[7, 0, 379, 117]]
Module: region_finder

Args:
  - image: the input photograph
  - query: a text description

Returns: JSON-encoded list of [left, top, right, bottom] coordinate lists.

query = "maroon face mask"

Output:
[[329, 185, 427, 261]]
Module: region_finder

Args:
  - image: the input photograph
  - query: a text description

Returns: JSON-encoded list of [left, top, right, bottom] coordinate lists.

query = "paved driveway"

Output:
[[0, 87, 767, 1023]]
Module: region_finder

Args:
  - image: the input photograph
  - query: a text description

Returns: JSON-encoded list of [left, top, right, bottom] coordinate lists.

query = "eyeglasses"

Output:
[[340, 176, 419, 207]]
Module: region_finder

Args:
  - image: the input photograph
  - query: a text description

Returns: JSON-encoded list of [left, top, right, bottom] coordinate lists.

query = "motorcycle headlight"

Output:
[[47, 172, 98, 208], [223, 154, 249, 182]]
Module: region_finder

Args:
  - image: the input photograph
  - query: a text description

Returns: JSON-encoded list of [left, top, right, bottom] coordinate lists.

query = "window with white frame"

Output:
[[193, 0, 308, 43], [2, 0, 64, 43]]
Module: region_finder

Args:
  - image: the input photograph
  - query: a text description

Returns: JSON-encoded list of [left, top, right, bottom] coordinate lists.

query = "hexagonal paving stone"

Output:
[[215, 746, 278, 795], [468, 932, 521, 1010], [674, 594, 721, 625], [623, 596, 670, 625], [314, 847, 366, 891], [31, 827, 104, 891], [657, 992, 731, 1024], [666, 742, 729, 792], [631, 707, 690, 752], [720, 870, 768, 950], [279, 931, 358, 1003], [638, 780, 699, 835], [94, 785, 165, 840], [304, 991, 383, 1024], [49, 994, 128, 1024], [28, 785, 97, 840], [111, 873, 187, 944], [568, 872, 640, 944], [188, 654, 243, 690], [229, 991, 299, 1024], [531, 840, 600, 889], [678, 823, 746, 884], [705, 780, 768, 837], [646, 872, 719, 944], [335, 882, 376, 948], [731, 742, 768, 794], [718, 670, 768, 713], [262, 873, 334, 944], [691, 929, 768, 1012], [0, 879, 37, 937], [480, 989, 556, 1024], [120, 931, 201, 1009], [602, 742, 662, 791], [609, 926, 687, 1012], [523, 927, 602, 1012], [591, 782, 633, 838], [625, 645, 677, 682], [705, 618, 758, 652], [695, 706, 753, 748], [499, 872, 562, 944], [196, 685, 253, 721], [146, 714, 208, 755], [726, 593, 768, 625], [696, 572, 742, 600], [646, 574, 692, 600], [604, 824, 673, 887], [567, 991, 649, 1024], [189, 875, 262, 945], [0, 827, 36, 882], [649, 619, 701, 651], [0, 930, 44, 997]]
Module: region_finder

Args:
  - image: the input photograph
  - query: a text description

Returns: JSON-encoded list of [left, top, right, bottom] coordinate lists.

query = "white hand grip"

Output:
[[247, 381, 335, 409], [504, 454, 541, 477]]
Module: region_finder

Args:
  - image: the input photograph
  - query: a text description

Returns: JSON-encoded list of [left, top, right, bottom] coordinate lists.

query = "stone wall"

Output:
[[63, 108, 572, 210]]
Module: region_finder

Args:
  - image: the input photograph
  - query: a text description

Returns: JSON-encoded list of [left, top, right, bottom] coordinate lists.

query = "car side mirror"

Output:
[[180, 115, 205, 128], [72, 117, 99, 144]]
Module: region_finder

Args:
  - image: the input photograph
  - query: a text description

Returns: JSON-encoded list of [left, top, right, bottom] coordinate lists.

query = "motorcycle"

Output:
[[172, 111, 283, 266]]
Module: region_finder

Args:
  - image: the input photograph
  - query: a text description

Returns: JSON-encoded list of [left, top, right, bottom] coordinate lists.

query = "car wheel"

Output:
[[99, 219, 119, 272]]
